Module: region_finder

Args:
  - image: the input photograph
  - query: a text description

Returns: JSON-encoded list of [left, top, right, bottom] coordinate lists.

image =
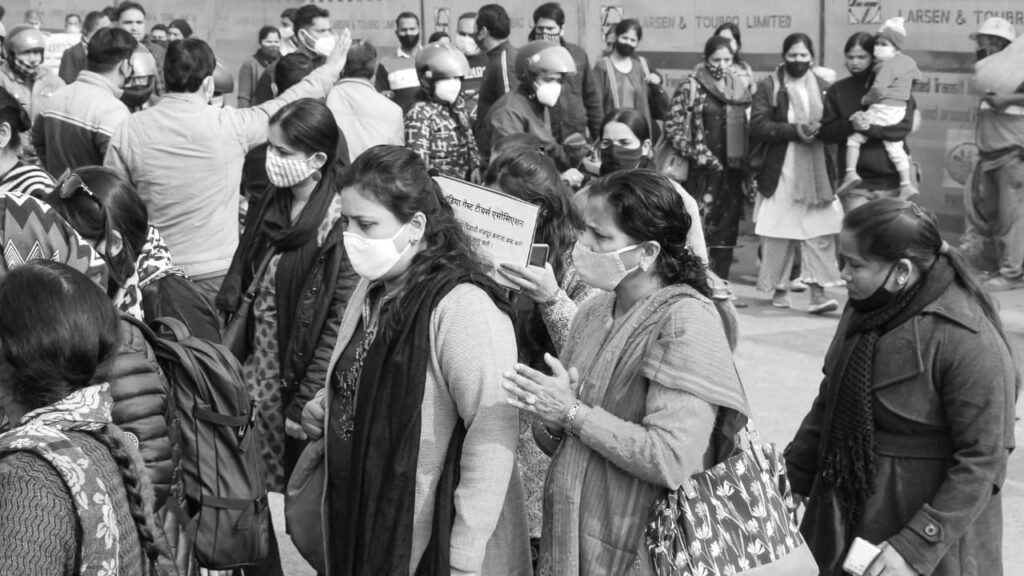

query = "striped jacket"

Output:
[[31, 71, 131, 178]]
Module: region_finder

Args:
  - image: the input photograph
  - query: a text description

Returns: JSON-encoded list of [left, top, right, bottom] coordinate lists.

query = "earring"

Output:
[[311, 171, 322, 183], [410, 237, 420, 245]]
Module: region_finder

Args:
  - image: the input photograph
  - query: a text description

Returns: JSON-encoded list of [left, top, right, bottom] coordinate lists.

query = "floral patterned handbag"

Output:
[[646, 426, 818, 576]]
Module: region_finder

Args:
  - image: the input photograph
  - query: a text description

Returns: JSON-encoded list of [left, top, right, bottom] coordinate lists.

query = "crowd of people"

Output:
[[0, 2, 1018, 576]]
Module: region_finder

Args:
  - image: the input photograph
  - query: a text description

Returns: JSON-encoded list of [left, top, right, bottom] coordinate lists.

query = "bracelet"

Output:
[[563, 400, 583, 437], [540, 289, 562, 309], [540, 425, 563, 443]]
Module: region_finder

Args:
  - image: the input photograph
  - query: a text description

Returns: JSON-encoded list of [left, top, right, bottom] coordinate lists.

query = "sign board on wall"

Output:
[[435, 176, 539, 291]]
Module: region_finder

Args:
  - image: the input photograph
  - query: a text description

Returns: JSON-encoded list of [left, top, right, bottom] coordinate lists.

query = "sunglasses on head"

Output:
[[56, 170, 100, 204]]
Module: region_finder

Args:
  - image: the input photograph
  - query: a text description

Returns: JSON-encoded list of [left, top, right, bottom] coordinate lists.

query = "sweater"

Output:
[[863, 53, 922, 107], [375, 47, 421, 114], [0, 431, 144, 575]]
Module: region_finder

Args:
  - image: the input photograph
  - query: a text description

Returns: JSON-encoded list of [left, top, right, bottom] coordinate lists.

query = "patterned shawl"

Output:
[[539, 285, 749, 575], [116, 226, 186, 320], [0, 384, 126, 576]]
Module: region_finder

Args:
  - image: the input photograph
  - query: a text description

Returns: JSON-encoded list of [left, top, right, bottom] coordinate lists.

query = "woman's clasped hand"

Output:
[[502, 353, 580, 431]]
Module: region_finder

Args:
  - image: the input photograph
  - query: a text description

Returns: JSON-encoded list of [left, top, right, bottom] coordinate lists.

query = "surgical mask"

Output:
[[266, 148, 317, 188], [706, 62, 726, 80], [600, 144, 645, 175], [398, 34, 420, 50], [281, 27, 294, 40], [614, 42, 636, 58], [454, 35, 480, 56], [434, 78, 462, 104], [343, 224, 412, 281], [784, 60, 811, 78], [534, 81, 562, 107], [848, 264, 899, 313], [572, 242, 643, 291], [301, 29, 335, 56], [873, 45, 896, 61]]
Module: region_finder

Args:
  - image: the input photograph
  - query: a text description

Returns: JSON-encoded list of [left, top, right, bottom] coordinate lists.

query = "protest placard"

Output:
[[434, 176, 539, 291]]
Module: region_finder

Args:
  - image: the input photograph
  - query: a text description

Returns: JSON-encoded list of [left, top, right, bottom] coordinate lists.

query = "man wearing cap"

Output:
[[481, 40, 587, 187], [104, 34, 352, 301], [964, 17, 1024, 292], [32, 27, 137, 176]]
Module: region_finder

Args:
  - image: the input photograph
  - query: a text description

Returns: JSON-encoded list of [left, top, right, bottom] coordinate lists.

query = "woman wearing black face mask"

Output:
[[787, 198, 1018, 576], [750, 32, 843, 314], [592, 19, 662, 134], [818, 32, 918, 213], [664, 35, 752, 281]]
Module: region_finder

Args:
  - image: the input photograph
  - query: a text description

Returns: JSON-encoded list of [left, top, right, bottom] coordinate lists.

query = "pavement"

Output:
[[270, 233, 1024, 575]]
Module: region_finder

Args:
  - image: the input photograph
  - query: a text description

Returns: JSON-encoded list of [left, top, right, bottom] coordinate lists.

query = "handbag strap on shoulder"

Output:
[[604, 57, 621, 110]]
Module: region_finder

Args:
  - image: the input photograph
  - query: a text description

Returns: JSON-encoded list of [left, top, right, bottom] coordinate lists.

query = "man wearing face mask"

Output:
[[481, 40, 587, 187], [375, 11, 422, 114], [59, 11, 110, 84], [32, 27, 136, 176], [963, 17, 1024, 292], [529, 3, 603, 142], [474, 4, 518, 137], [453, 12, 488, 123], [0, 25, 64, 160], [405, 42, 480, 180], [105, 33, 353, 301], [252, 4, 333, 107]]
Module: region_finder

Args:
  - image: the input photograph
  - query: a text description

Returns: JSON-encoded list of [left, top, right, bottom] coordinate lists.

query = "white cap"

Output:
[[970, 17, 1016, 43]]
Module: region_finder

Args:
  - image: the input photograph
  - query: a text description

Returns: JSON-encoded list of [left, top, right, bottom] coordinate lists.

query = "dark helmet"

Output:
[[514, 40, 576, 84], [415, 42, 470, 80]]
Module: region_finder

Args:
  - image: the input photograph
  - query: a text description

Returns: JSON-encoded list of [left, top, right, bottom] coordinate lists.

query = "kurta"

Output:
[[785, 284, 1018, 576]]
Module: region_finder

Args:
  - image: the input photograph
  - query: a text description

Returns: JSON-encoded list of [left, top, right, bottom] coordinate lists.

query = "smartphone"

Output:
[[529, 243, 550, 268]]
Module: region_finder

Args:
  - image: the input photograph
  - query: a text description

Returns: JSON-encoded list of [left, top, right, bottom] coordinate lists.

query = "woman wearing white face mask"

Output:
[[501, 169, 749, 575], [405, 42, 481, 181], [299, 145, 531, 576], [217, 98, 359, 499], [480, 40, 587, 188]]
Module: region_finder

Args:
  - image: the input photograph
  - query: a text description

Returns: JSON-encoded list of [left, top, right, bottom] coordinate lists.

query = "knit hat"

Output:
[[877, 17, 908, 50]]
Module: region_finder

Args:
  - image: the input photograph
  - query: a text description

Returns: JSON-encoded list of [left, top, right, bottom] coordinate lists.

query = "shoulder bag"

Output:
[[221, 249, 275, 363], [640, 56, 671, 121], [646, 423, 818, 576]]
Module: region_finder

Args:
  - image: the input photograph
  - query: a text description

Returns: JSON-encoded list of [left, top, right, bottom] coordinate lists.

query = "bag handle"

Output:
[[244, 250, 276, 299]]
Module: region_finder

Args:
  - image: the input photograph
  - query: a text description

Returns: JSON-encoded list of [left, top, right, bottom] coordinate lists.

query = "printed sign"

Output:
[[848, 0, 883, 24], [43, 32, 79, 75], [435, 176, 539, 291]]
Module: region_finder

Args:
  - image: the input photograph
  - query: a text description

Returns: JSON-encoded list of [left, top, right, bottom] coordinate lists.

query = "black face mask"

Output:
[[849, 263, 899, 313], [784, 60, 811, 78], [976, 48, 995, 62], [398, 34, 420, 50], [600, 145, 644, 175], [614, 42, 636, 57]]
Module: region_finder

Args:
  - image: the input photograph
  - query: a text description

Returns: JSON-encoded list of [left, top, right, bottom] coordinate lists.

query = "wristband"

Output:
[[563, 400, 583, 437]]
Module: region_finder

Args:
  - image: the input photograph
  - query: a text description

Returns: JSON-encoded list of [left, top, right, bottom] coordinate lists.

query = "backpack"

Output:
[[123, 316, 270, 570]]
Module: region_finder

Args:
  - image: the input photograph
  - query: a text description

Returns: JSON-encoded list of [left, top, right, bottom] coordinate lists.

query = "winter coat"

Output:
[[404, 97, 480, 180], [481, 87, 582, 171], [549, 41, 603, 140], [819, 74, 916, 191], [749, 68, 836, 197], [785, 284, 1018, 576]]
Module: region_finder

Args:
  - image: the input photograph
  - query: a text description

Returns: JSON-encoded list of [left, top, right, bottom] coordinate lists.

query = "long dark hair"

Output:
[[703, 35, 735, 62], [43, 167, 149, 296], [584, 170, 710, 297], [782, 32, 815, 58], [269, 98, 341, 169], [339, 145, 494, 332], [844, 198, 1008, 339], [714, 22, 743, 63], [0, 260, 163, 566], [844, 31, 875, 55]]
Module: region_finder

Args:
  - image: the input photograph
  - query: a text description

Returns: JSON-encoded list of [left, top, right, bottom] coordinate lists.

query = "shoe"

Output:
[[837, 173, 863, 195], [789, 279, 808, 292], [808, 299, 839, 315], [983, 275, 1024, 292], [771, 290, 792, 308]]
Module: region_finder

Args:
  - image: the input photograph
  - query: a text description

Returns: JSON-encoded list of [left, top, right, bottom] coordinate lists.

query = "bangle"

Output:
[[563, 400, 583, 437], [541, 425, 563, 443], [541, 289, 562, 308]]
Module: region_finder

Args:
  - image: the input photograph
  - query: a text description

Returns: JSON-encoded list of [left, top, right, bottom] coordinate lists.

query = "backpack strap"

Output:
[[604, 57, 621, 110], [639, 55, 651, 78]]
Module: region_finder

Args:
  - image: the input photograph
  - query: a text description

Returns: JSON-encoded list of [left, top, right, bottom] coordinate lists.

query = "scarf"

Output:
[[254, 47, 279, 68], [117, 226, 185, 321], [540, 285, 749, 575], [783, 69, 834, 205], [821, 257, 955, 525], [694, 65, 752, 168], [334, 268, 511, 575], [219, 167, 340, 362], [0, 384, 127, 575]]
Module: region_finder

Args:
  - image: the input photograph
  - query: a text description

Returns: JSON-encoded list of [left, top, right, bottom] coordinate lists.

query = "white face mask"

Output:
[[534, 81, 562, 107], [454, 35, 480, 56], [343, 224, 412, 281], [572, 242, 644, 291], [873, 45, 897, 61], [281, 26, 294, 40], [434, 78, 462, 104], [265, 148, 317, 188], [301, 29, 335, 56]]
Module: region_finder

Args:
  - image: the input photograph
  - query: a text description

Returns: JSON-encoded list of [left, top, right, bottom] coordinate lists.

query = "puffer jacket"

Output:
[[110, 316, 173, 507]]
